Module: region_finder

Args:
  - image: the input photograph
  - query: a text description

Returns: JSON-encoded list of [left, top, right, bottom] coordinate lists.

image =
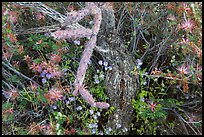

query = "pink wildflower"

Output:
[[148, 101, 157, 112], [176, 64, 189, 75], [180, 19, 194, 33]]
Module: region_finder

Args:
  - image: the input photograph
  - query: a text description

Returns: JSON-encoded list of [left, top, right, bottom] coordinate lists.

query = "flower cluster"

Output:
[[179, 19, 194, 33], [136, 59, 143, 69], [88, 109, 104, 135], [29, 61, 63, 84], [44, 87, 64, 104], [93, 69, 105, 84], [98, 60, 112, 71]]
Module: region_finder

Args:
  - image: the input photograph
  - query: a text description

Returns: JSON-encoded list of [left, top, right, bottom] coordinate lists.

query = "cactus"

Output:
[[51, 2, 109, 109]]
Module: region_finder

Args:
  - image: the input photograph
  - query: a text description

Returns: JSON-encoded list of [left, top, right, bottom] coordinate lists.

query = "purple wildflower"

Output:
[[42, 78, 47, 84], [74, 40, 80, 45], [46, 73, 53, 79]]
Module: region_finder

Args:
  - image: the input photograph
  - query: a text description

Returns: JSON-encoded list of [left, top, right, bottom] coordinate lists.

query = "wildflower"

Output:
[[88, 60, 92, 65], [95, 79, 100, 84], [180, 37, 189, 45], [70, 128, 76, 135], [44, 33, 50, 37], [56, 123, 60, 130], [48, 88, 64, 102], [108, 127, 112, 132], [176, 64, 189, 75], [98, 60, 103, 65], [151, 68, 162, 75], [89, 21, 94, 25], [148, 101, 158, 112], [104, 66, 108, 71], [12, 61, 19, 67], [3, 52, 12, 60], [74, 40, 80, 45], [7, 33, 17, 43], [93, 123, 98, 128], [23, 55, 31, 62], [99, 74, 104, 80], [136, 59, 143, 66], [92, 129, 96, 134], [69, 97, 75, 102], [89, 123, 94, 128], [99, 131, 103, 135], [36, 39, 42, 44], [42, 78, 47, 84], [65, 100, 70, 105], [93, 115, 98, 120], [51, 54, 61, 63], [180, 19, 194, 33], [105, 130, 109, 135], [89, 110, 94, 115], [136, 65, 141, 70], [46, 73, 53, 79], [140, 97, 145, 102], [76, 106, 83, 111], [108, 66, 112, 70], [52, 105, 57, 110], [96, 112, 101, 116], [116, 123, 122, 129], [143, 81, 147, 85], [96, 69, 100, 73], [103, 61, 108, 67]]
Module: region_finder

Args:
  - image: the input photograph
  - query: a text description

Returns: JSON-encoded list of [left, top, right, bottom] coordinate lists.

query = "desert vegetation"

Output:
[[2, 2, 202, 135]]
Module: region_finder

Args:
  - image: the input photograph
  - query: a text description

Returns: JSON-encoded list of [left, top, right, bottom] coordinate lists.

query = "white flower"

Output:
[[103, 61, 108, 67], [93, 115, 98, 120], [98, 60, 103, 65], [56, 123, 60, 130], [108, 66, 112, 70], [108, 127, 112, 132], [96, 112, 101, 116], [88, 60, 92, 65], [89, 110, 94, 115], [76, 106, 82, 111], [116, 123, 122, 129], [143, 81, 147, 85], [99, 74, 104, 80], [136, 59, 143, 66], [52, 105, 57, 110], [89, 123, 94, 128], [104, 67, 108, 71]]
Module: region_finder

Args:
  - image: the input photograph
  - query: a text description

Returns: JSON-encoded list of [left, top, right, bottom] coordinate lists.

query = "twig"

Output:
[[2, 62, 40, 86]]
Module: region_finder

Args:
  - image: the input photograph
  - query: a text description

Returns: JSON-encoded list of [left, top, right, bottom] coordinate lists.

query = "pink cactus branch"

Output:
[[62, 8, 90, 27], [52, 28, 92, 39], [73, 35, 97, 96], [52, 2, 109, 109]]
